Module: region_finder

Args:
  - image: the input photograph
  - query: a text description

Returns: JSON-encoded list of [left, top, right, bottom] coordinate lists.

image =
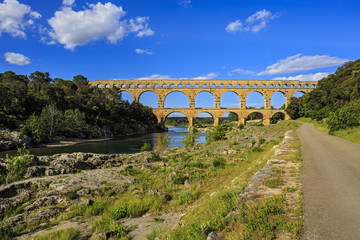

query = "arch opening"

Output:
[[119, 91, 133, 103], [271, 112, 285, 124], [139, 91, 158, 108], [195, 91, 215, 108], [165, 112, 189, 127], [271, 91, 286, 109], [220, 91, 240, 108], [221, 112, 238, 126], [195, 112, 214, 128], [164, 91, 189, 108], [293, 91, 305, 98], [246, 112, 263, 126], [246, 91, 264, 109]]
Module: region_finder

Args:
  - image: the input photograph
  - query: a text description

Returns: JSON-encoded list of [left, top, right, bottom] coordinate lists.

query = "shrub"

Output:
[[212, 157, 226, 169], [111, 223, 128, 239], [327, 101, 360, 132], [67, 191, 78, 200], [151, 152, 161, 162], [181, 127, 199, 148], [4, 145, 32, 184], [258, 137, 266, 145], [176, 188, 201, 205], [251, 146, 264, 153], [238, 123, 244, 130], [251, 139, 256, 146], [206, 125, 227, 143], [141, 142, 152, 152]]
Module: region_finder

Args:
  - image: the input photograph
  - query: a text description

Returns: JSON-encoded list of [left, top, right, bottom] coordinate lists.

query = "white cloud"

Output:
[[4, 52, 30, 65], [229, 68, 254, 76], [257, 54, 348, 75], [47, 3, 154, 50], [179, 0, 191, 8], [62, 0, 75, 6], [138, 74, 171, 80], [135, 48, 153, 55], [0, 0, 41, 38], [226, 9, 277, 33], [193, 72, 219, 80], [273, 72, 329, 81]]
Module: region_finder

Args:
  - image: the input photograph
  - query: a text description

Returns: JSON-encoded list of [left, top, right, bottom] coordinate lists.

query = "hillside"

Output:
[[286, 59, 360, 132]]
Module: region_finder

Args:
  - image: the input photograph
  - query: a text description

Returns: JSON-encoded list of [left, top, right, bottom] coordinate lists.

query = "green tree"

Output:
[[206, 125, 227, 143], [40, 104, 63, 137], [181, 127, 199, 148]]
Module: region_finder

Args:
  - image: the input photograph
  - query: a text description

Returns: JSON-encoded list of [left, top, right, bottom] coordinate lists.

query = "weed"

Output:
[[176, 188, 201, 205], [259, 137, 266, 145], [141, 142, 152, 152], [67, 191, 78, 200]]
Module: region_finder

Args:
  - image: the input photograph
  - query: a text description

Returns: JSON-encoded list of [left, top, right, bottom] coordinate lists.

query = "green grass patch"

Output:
[[264, 175, 285, 189], [33, 228, 80, 240]]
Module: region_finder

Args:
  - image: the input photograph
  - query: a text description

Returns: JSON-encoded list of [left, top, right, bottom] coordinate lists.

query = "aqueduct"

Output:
[[90, 79, 317, 126]]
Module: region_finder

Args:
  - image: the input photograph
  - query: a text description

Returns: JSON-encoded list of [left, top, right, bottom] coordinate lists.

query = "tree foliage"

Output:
[[286, 59, 360, 130], [0, 71, 163, 143]]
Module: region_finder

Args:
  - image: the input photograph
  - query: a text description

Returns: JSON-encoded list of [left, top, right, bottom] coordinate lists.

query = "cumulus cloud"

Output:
[[229, 68, 254, 76], [47, 2, 154, 50], [273, 72, 329, 81], [135, 49, 153, 55], [226, 9, 277, 33], [257, 54, 348, 75], [62, 0, 75, 6], [0, 0, 41, 38], [4, 52, 30, 65], [138, 74, 171, 80], [193, 72, 219, 80]]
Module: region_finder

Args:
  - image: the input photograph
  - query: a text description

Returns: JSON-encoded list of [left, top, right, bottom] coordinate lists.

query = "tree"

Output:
[[40, 104, 63, 137], [181, 127, 199, 148]]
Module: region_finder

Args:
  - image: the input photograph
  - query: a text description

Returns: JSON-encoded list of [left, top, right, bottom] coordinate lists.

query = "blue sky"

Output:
[[1, 0, 359, 116]]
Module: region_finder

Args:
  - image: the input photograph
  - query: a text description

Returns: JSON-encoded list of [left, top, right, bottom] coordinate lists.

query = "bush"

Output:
[[212, 157, 226, 169], [141, 142, 152, 152], [251, 146, 264, 153], [327, 101, 360, 132], [4, 145, 32, 184], [206, 126, 227, 143], [181, 127, 199, 148], [258, 137, 266, 145], [238, 123, 244, 130]]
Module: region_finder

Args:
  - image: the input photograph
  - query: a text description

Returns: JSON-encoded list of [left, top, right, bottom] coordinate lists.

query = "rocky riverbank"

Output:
[[0, 121, 303, 239]]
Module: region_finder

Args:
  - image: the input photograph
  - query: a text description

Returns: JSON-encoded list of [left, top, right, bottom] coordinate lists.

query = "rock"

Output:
[[227, 150, 236, 154], [24, 166, 46, 178], [0, 129, 31, 151], [207, 232, 218, 240], [31, 209, 60, 222], [24, 196, 58, 211], [79, 198, 93, 206], [184, 180, 191, 187], [168, 172, 177, 181]]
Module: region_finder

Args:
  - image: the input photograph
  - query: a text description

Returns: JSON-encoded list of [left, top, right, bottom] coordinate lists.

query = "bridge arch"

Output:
[[139, 90, 158, 108], [119, 90, 133, 103], [271, 112, 285, 124], [246, 111, 264, 125], [220, 91, 240, 108], [195, 112, 214, 127], [292, 91, 305, 98], [195, 91, 215, 108], [221, 111, 238, 124], [246, 91, 264, 109], [164, 91, 189, 108], [271, 91, 286, 109]]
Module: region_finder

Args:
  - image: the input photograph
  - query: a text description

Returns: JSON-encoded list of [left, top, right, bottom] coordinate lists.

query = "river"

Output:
[[0, 127, 207, 157]]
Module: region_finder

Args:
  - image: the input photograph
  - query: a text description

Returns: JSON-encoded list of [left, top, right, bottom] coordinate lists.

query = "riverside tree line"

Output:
[[286, 59, 360, 133], [0, 71, 163, 144]]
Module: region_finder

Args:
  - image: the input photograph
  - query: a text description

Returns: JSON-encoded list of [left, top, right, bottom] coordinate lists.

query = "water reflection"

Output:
[[0, 127, 207, 157]]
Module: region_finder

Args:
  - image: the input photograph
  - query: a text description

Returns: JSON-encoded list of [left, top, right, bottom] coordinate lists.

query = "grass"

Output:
[[3, 121, 304, 239], [296, 117, 360, 144], [33, 228, 80, 240], [264, 175, 285, 188]]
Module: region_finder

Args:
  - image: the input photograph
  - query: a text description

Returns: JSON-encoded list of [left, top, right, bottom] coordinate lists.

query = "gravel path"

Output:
[[297, 123, 360, 240]]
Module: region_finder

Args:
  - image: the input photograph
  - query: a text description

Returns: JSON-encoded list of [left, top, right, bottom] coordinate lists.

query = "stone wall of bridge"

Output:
[[90, 79, 317, 126]]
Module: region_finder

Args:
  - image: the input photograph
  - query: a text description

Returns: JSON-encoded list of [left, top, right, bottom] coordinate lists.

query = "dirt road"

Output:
[[297, 123, 360, 239]]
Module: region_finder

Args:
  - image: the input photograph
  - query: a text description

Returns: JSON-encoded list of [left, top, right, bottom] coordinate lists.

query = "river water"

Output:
[[0, 127, 207, 157]]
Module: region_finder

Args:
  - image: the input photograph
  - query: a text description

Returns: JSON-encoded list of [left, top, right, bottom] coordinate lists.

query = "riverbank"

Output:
[[0, 121, 304, 239]]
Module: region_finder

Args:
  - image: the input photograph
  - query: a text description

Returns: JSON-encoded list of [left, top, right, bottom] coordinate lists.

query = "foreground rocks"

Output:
[[0, 129, 31, 151]]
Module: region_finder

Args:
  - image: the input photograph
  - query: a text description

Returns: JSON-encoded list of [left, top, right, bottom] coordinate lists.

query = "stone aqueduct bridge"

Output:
[[90, 80, 317, 126]]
